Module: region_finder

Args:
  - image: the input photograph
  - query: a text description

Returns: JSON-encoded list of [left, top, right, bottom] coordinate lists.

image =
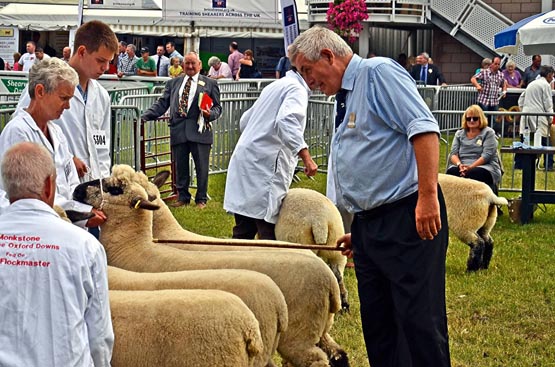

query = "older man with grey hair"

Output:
[[0, 58, 106, 228], [117, 43, 139, 77], [0, 141, 113, 367], [290, 26, 450, 367], [207, 56, 232, 79], [410, 51, 446, 86]]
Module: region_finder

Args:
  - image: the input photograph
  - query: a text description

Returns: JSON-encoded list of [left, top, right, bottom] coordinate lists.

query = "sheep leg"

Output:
[[279, 346, 331, 367], [330, 264, 349, 312], [317, 333, 350, 367], [466, 238, 485, 272], [480, 237, 494, 270]]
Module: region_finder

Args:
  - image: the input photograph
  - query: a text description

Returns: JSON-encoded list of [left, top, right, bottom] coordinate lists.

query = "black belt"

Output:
[[355, 191, 418, 220]]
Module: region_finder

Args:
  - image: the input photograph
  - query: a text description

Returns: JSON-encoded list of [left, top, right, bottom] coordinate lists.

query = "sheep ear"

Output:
[[73, 179, 100, 202], [152, 171, 171, 188], [130, 197, 160, 211]]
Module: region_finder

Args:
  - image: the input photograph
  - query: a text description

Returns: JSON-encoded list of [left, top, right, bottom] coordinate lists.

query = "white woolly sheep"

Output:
[[438, 173, 508, 271], [108, 266, 287, 367], [109, 289, 262, 367], [274, 188, 348, 311], [124, 168, 349, 311], [73, 177, 348, 367]]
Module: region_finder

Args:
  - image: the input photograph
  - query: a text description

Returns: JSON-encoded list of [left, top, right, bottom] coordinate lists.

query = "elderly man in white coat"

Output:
[[0, 141, 113, 367], [223, 67, 318, 239], [0, 58, 105, 228], [518, 65, 555, 170], [17, 20, 118, 183]]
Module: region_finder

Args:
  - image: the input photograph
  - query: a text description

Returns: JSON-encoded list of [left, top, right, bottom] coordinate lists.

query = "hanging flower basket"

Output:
[[326, 0, 369, 45]]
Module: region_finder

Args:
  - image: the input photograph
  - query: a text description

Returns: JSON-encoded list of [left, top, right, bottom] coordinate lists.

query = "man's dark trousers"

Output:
[[172, 141, 211, 204], [351, 189, 451, 367]]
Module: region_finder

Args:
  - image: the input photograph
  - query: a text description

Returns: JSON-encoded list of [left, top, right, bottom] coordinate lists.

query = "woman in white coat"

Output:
[[0, 58, 105, 227], [224, 68, 318, 239]]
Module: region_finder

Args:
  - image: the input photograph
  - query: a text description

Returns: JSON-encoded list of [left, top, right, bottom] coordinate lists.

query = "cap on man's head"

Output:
[[140, 46, 149, 54]]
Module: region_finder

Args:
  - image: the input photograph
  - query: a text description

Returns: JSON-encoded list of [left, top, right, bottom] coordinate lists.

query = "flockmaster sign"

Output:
[[163, 0, 279, 24]]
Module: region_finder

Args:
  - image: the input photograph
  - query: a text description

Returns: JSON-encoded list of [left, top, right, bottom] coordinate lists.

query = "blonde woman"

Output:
[[447, 104, 502, 193]]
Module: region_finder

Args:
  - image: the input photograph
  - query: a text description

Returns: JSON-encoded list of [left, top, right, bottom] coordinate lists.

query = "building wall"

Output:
[[431, 0, 554, 84], [431, 29, 483, 84], [482, 0, 542, 22]]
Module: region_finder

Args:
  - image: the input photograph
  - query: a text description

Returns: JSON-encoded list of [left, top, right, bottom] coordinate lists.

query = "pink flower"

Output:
[[326, 0, 368, 43]]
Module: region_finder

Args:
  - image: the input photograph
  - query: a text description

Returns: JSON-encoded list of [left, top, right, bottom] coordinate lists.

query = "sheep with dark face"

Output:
[[438, 173, 508, 271], [73, 175, 349, 367]]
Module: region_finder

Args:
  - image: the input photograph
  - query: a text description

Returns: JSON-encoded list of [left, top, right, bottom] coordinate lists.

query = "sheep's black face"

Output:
[[73, 179, 124, 206]]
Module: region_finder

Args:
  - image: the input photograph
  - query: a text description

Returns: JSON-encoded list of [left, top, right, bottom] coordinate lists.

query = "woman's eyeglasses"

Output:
[[465, 116, 480, 122]]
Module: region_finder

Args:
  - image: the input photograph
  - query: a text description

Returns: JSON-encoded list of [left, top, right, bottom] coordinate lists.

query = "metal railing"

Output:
[[111, 105, 141, 170]]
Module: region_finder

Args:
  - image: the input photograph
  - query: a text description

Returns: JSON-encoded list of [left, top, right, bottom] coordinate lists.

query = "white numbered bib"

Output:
[[92, 130, 107, 148]]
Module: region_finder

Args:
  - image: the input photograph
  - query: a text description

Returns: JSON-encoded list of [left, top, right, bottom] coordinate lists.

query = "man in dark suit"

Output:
[[410, 52, 447, 86], [142, 52, 222, 209]]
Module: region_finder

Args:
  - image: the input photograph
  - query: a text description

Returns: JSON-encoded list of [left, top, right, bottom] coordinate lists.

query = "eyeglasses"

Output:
[[465, 116, 480, 122]]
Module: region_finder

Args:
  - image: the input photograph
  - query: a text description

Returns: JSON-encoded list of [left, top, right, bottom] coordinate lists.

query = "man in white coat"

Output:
[[518, 65, 555, 169], [17, 20, 119, 183], [0, 58, 105, 228], [0, 141, 114, 367], [223, 67, 318, 239]]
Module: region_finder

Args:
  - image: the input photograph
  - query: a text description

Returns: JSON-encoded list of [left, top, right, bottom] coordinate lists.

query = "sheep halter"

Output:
[[98, 177, 105, 210], [153, 238, 346, 251]]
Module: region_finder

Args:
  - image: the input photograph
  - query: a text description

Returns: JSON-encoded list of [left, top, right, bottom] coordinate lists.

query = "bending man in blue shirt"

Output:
[[290, 27, 451, 367]]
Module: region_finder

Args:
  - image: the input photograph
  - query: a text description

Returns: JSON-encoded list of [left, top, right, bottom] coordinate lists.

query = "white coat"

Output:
[[518, 77, 554, 144], [223, 71, 310, 223], [0, 188, 8, 212], [0, 199, 114, 367], [18, 79, 112, 181], [0, 110, 92, 218]]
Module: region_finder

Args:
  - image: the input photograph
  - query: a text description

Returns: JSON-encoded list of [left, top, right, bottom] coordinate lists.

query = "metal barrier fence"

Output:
[[119, 94, 162, 115], [0, 108, 16, 132], [0, 93, 21, 102], [111, 105, 141, 170], [108, 86, 150, 105]]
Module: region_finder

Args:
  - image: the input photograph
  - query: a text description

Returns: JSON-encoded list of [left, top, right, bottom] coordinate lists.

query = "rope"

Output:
[[153, 238, 346, 251]]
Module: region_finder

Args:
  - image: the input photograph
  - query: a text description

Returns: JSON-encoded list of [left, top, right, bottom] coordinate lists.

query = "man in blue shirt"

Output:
[[290, 27, 450, 367]]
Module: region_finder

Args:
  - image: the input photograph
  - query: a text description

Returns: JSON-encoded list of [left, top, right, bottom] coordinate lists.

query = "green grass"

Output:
[[169, 172, 555, 367]]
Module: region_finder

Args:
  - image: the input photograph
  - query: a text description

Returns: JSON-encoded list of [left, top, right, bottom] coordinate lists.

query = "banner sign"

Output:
[[163, 0, 279, 24], [280, 0, 299, 52], [88, 0, 158, 9], [0, 27, 19, 68], [0, 77, 28, 94]]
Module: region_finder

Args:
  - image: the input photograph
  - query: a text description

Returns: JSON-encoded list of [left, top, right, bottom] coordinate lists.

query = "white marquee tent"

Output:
[[0, 0, 307, 38]]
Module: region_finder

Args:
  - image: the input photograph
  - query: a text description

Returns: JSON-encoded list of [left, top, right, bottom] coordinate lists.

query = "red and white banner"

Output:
[[162, 0, 279, 24]]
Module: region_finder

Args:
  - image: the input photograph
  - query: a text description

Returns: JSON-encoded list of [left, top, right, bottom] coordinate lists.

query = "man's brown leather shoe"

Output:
[[170, 200, 190, 208]]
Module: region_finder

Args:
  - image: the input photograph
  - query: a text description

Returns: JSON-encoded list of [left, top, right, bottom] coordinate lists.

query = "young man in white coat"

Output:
[[17, 20, 119, 183], [223, 66, 318, 239], [0, 141, 113, 367]]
